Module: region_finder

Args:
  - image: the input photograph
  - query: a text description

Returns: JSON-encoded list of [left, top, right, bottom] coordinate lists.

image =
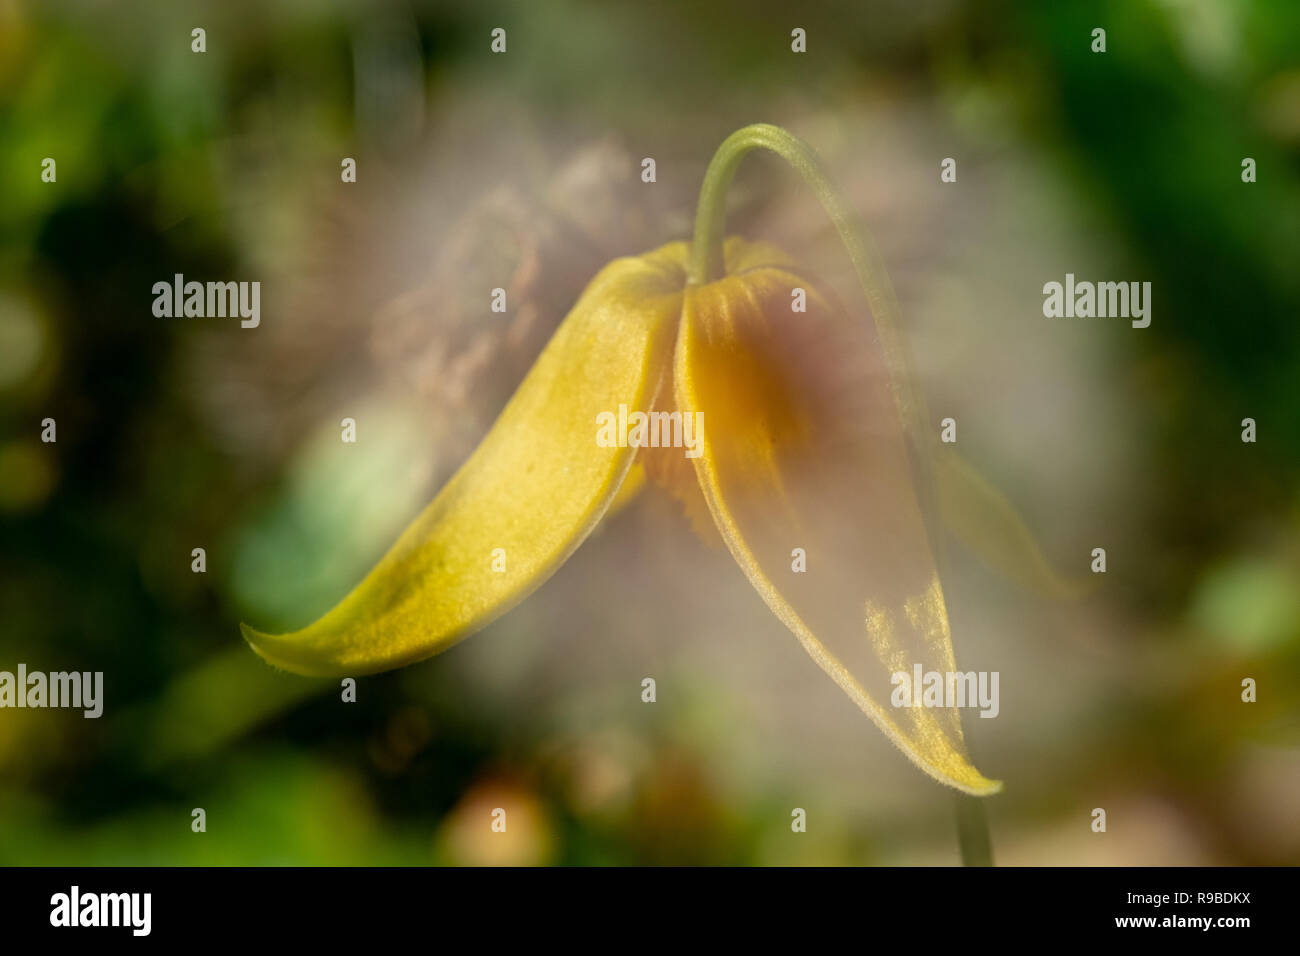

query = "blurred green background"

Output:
[[2, 0, 1299, 865]]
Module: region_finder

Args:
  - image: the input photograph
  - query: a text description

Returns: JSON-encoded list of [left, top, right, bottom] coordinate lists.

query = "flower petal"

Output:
[[675, 245, 1000, 795], [242, 244, 688, 676]]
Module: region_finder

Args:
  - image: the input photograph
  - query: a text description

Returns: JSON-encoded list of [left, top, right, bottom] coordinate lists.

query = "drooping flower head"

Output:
[[243, 125, 1078, 796]]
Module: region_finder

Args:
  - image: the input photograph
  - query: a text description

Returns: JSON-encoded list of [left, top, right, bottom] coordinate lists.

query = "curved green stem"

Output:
[[955, 791, 995, 867]]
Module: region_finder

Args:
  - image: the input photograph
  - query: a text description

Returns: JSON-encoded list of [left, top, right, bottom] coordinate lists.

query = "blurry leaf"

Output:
[[1189, 556, 1300, 653], [936, 451, 1089, 600], [137, 648, 325, 765], [229, 401, 438, 629]]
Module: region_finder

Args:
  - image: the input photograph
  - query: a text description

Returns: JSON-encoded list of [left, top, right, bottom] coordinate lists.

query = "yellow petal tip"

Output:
[[239, 621, 330, 677], [953, 773, 1003, 798]]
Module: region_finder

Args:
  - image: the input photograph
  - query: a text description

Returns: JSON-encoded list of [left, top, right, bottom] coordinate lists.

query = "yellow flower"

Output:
[[242, 125, 1074, 796]]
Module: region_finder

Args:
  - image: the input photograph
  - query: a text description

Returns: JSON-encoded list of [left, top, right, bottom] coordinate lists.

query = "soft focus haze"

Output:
[[2, 0, 1299, 865]]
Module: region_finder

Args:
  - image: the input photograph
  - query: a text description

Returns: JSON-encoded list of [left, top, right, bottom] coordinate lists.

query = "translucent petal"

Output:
[[675, 245, 1000, 794]]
